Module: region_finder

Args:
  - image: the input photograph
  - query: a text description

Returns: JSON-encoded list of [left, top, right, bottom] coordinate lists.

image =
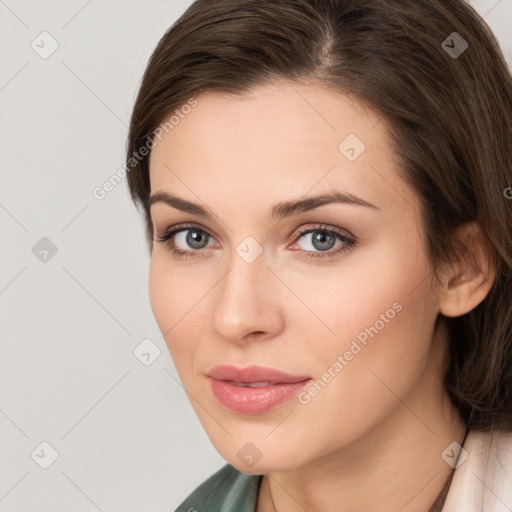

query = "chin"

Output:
[[214, 436, 309, 475]]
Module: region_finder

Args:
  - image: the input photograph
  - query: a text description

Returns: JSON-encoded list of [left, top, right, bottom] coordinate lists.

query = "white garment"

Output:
[[442, 428, 512, 511]]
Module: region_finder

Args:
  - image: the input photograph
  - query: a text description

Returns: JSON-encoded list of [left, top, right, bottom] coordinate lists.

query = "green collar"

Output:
[[176, 463, 262, 512]]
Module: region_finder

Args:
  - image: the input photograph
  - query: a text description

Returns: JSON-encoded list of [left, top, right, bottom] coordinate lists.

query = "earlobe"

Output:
[[438, 222, 496, 318]]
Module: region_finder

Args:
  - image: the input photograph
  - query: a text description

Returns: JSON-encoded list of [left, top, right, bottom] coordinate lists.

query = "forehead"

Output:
[[148, 81, 416, 219]]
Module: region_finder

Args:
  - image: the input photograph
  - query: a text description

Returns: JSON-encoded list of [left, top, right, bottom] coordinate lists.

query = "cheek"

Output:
[[148, 256, 175, 335], [283, 241, 425, 343], [149, 252, 206, 329], [294, 280, 435, 448], [148, 255, 201, 371], [289, 239, 436, 421], [318, 220, 430, 340]]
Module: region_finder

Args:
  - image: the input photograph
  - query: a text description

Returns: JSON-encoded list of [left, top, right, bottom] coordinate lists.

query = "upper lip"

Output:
[[206, 364, 311, 384]]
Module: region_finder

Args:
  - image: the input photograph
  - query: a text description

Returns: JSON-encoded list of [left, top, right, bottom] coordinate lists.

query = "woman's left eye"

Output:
[[154, 223, 358, 260], [291, 225, 357, 259]]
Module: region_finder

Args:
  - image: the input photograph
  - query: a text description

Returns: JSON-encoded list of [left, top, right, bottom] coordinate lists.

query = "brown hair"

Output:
[[125, 0, 512, 431]]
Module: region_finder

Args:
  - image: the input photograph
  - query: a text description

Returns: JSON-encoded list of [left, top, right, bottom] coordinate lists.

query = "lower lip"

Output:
[[208, 378, 312, 414]]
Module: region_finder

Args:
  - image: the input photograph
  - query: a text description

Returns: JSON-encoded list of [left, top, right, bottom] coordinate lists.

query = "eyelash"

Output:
[[154, 222, 358, 261]]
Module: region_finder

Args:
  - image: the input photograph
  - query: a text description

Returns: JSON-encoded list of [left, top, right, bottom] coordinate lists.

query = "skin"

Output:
[[147, 81, 495, 512]]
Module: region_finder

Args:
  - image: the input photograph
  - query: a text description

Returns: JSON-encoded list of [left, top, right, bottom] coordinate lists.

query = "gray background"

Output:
[[0, 1, 511, 511]]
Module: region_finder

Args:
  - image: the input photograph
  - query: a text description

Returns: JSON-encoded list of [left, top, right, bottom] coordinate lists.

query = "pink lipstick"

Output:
[[206, 364, 312, 414]]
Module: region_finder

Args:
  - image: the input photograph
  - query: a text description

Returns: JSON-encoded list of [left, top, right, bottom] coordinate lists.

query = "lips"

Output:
[[206, 364, 311, 384], [206, 364, 312, 414]]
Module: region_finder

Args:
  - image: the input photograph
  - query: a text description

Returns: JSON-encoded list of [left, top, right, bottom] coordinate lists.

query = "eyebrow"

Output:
[[146, 190, 380, 221]]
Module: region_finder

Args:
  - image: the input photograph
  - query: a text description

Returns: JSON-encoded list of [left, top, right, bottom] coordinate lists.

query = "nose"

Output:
[[211, 247, 285, 345]]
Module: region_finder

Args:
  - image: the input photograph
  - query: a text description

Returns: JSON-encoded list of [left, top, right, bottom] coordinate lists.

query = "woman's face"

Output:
[[148, 81, 444, 473]]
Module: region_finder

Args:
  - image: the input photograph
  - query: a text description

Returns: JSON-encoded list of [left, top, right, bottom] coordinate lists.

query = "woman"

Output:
[[125, 0, 512, 510]]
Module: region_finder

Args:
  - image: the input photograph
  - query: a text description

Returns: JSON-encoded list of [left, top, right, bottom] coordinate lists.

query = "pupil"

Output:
[[313, 231, 335, 251], [187, 230, 207, 249]]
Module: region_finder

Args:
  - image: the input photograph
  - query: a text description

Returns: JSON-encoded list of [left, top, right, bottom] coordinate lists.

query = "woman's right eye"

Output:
[[155, 224, 215, 259]]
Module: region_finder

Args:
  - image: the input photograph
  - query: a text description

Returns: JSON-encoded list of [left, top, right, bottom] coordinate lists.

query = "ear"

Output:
[[438, 221, 496, 318]]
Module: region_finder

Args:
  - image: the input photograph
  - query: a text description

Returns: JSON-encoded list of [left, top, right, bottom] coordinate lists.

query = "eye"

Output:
[[154, 222, 358, 260], [290, 224, 357, 260], [154, 223, 215, 260]]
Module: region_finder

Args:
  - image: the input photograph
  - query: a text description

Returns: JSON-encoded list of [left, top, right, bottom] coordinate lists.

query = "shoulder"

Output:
[[175, 463, 262, 512], [442, 428, 512, 511]]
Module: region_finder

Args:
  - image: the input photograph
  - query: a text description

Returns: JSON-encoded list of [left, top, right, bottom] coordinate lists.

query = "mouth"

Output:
[[206, 364, 311, 384], [206, 364, 312, 414], [223, 381, 289, 387]]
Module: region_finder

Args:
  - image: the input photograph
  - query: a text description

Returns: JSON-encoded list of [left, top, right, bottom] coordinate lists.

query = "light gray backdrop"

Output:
[[1, 1, 511, 511]]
